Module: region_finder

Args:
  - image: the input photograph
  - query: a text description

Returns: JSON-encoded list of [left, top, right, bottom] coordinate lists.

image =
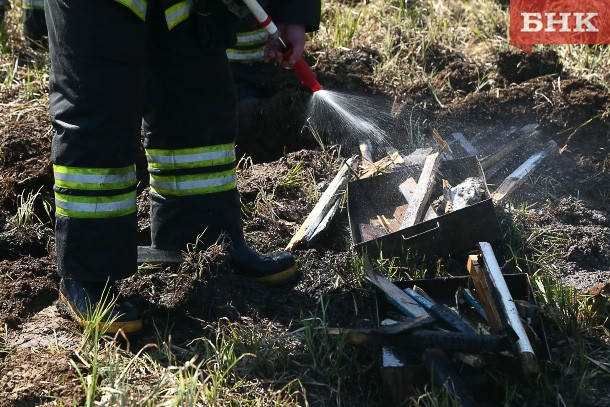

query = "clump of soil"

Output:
[[423, 43, 463, 73], [433, 60, 484, 94], [497, 49, 563, 84]]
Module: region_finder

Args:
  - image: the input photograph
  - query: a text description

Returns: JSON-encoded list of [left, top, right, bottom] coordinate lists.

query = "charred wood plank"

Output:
[[491, 140, 557, 205], [286, 157, 356, 250]]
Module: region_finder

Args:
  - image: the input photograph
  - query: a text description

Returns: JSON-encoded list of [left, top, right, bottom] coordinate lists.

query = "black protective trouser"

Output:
[[46, 0, 243, 283]]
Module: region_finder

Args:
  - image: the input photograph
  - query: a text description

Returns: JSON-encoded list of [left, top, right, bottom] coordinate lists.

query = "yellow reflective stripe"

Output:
[[114, 0, 147, 20], [146, 142, 234, 157], [53, 164, 135, 175], [150, 169, 236, 196], [146, 143, 235, 170], [166, 0, 193, 30], [54, 191, 136, 218], [53, 164, 137, 191], [226, 46, 266, 62], [22, 0, 44, 9]]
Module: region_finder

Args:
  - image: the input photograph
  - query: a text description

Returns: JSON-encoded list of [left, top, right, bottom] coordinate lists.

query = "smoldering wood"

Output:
[[327, 316, 435, 346], [400, 152, 442, 228], [384, 145, 405, 164], [491, 140, 558, 205], [286, 157, 356, 250], [359, 223, 387, 241]]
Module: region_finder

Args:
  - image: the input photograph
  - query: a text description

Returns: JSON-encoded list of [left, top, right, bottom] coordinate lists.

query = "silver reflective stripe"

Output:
[[22, 0, 44, 8], [53, 170, 136, 185], [151, 174, 236, 191], [236, 30, 268, 44], [55, 197, 135, 214], [147, 149, 233, 165], [226, 49, 265, 61]]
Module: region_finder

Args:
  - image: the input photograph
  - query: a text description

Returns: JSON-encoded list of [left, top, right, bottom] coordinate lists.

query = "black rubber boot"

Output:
[[229, 244, 298, 284], [58, 278, 142, 334]]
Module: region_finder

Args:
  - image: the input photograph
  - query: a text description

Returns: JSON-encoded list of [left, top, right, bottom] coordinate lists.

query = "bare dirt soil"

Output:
[[1, 43, 609, 405]]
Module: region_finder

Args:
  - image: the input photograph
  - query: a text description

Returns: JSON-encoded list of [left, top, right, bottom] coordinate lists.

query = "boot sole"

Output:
[[59, 292, 143, 334], [250, 263, 299, 285]]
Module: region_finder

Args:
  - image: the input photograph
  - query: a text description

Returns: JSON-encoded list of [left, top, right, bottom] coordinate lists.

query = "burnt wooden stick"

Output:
[[479, 242, 538, 376], [480, 127, 540, 171], [400, 152, 442, 228], [422, 349, 478, 407], [492, 140, 558, 205], [286, 157, 356, 250], [432, 129, 454, 160], [405, 288, 477, 334], [328, 316, 435, 346], [363, 255, 429, 318], [401, 330, 509, 353]]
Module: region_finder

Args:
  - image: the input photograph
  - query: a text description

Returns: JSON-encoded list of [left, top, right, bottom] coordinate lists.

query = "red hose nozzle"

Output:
[[293, 58, 323, 92]]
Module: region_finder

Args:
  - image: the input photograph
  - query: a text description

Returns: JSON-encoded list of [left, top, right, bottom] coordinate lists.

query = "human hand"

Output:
[[264, 23, 306, 68]]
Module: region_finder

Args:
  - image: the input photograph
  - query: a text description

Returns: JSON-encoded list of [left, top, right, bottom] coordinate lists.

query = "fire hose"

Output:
[[241, 0, 323, 92]]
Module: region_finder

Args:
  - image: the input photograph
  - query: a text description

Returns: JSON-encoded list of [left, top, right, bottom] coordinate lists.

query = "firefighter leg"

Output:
[[144, 12, 298, 284], [46, 0, 144, 331]]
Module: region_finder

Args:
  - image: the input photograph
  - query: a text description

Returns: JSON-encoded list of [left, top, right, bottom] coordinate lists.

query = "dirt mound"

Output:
[[497, 49, 563, 84], [423, 43, 463, 74], [0, 111, 53, 210]]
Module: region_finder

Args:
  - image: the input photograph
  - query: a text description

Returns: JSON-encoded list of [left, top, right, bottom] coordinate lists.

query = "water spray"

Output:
[[241, 0, 323, 93]]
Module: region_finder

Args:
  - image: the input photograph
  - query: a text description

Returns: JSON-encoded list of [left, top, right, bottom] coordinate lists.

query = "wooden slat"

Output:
[[400, 153, 442, 228], [286, 157, 356, 250], [402, 147, 433, 166], [492, 140, 557, 204], [398, 177, 417, 202]]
